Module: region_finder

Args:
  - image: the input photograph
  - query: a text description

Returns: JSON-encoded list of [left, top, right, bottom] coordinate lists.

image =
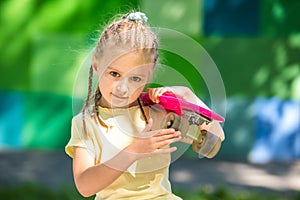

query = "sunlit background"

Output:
[[0, 0, 299, 198]]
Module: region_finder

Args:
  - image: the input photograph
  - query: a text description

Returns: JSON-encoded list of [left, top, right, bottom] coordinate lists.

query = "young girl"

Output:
[[66, 11, 224, 199]]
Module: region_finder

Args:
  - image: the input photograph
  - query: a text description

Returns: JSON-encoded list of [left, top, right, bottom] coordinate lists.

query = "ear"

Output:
[[92, 54, 99, 74]]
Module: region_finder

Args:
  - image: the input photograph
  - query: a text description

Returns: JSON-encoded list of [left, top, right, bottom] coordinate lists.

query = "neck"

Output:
[[99, 97, 139, 109]]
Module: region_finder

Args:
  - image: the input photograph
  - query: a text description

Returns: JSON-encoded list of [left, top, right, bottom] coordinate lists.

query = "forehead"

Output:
[[108, 51, 154, 74]]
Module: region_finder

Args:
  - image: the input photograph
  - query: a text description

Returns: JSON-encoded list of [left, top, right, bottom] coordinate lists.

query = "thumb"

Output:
[[144, 118, 153, 132], [140, 118, 154, 138]]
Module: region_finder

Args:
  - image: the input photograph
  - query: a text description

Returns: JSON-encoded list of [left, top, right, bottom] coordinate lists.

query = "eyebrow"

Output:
[[107, 66, 120, 71], [107, 66, 148, 77]]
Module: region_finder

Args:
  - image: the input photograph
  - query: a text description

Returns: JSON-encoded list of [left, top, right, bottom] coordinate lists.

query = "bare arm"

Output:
[[72, 119, 181, 197], [73, 146, 136, 197]]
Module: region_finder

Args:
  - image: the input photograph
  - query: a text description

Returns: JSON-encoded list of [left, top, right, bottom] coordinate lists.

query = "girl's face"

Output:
[[96, 51, 154, 108]]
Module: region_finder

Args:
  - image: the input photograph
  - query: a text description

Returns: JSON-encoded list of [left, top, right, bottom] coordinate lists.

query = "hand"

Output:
[[146, 86, 195, 104], [125, 118, 182, 159], [146, 87, 172, 103], [147, 86, 209, 109]]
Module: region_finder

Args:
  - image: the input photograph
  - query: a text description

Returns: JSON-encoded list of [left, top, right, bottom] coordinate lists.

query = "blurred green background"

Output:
[[1, 0, 299, 162], [0, 0, 300, 199]]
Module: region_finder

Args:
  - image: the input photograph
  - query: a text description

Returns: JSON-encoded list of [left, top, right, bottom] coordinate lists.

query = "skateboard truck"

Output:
[[140, 91, 225, 158]]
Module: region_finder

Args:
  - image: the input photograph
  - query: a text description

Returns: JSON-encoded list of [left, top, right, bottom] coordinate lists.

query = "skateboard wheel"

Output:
[[161, 112, 189, 136], [192, 131, 222, 158]]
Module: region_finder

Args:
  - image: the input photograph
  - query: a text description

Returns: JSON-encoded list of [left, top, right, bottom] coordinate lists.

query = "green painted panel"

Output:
[[22, 92, 72, 149]]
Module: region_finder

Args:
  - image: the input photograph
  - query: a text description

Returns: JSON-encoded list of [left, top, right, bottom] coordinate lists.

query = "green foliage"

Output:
[[0, 0, 138, 93], [1, 0, 299, 98], [0, 184, 298, 200], [140, 0, 300, 100], [1, 0, 299, 152], [173, 186, 300, 200], [21, 92, 73, 148], [202, 37, 300, 100], [0, 184, 95, 200], [261, 0, 300, 36]]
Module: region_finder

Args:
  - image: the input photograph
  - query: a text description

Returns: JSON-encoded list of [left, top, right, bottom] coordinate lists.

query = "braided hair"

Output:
[[81, 12, 158, 134]]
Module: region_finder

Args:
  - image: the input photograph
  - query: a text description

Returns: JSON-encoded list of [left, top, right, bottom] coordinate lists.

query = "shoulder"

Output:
[[73, 109, 97, 120], [72, 111, 97, 127], [71, 112, 85, 127], [72, 112, 83, 122]]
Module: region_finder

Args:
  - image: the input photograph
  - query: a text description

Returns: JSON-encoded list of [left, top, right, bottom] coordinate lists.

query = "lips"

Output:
[[112, 93, 129, 100]]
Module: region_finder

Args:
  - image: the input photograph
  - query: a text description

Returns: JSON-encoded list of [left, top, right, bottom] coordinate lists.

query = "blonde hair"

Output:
[[95, 12, 158, 67], [81, 12, 158, 132]]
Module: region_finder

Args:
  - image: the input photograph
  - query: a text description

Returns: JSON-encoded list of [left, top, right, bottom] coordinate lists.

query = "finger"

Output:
[[146, 88, 153, 94], [146, 88, 152, 97], [154, 146, 177, 154], [153, 89, 166, 102], [155, 136, 182, 148], [152, 88, 161, 98], [147, 88, 158, 103], [155, 131, 181, 142], [139, 119, 176, 138], [152, 89, 162, 103], [156, 88, 169, 97], [140, 128, 176, 140], [148, 88, 164, 103], [140, 118, 154, 137], [145, 118, 153, 131], [152, 128, 176, 137]]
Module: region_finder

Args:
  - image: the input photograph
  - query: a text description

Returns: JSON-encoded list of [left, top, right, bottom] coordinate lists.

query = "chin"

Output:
[[114, 100, 138, 108], [110, 100, 130, 108]]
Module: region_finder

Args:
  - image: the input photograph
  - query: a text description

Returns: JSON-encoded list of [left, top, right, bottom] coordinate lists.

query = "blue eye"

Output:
[[109, 71, 120, 78], [131, 76, 142, 82]]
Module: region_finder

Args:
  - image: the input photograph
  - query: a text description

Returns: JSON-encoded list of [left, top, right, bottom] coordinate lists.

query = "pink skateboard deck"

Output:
[[140, 91, 224, 158], [140, 91, 224, 123]]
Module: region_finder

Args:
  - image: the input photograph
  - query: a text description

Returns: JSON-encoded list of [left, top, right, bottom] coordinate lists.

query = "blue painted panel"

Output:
[[250, 98, 300, 163], [203, 0, 260, 36], [0, 91, 23, 149]]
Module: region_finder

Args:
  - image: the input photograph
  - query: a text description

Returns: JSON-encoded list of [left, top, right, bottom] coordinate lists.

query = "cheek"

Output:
[[129, 85, 145, 100], [99, 77, 114, 94]]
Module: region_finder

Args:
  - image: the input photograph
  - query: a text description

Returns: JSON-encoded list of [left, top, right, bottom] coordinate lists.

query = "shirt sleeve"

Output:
[[65, 115, 88, 158]]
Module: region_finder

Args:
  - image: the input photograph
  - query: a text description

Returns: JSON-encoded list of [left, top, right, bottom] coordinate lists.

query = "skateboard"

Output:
[[140, 91, 225, 158]]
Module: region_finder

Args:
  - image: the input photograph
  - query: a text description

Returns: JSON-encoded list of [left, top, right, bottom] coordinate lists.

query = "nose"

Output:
[[115, 79, 128, 95]]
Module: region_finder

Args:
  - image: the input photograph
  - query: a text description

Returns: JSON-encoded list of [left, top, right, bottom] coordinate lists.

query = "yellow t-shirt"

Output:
[[65, 105, 182, 200]]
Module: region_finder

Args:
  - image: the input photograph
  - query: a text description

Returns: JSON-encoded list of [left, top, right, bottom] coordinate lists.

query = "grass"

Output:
[[0, 184, 299, 200], [173, 187, 300, 200], [0, 184, 95, 200]]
